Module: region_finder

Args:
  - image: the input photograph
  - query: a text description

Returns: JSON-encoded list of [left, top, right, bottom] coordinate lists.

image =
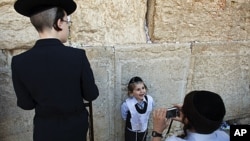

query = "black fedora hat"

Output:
[[14, 0, 77, 17]]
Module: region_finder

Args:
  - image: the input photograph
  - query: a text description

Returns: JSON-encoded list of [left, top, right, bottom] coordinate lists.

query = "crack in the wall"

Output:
[[0, 50, 9, 67], [145, 0, 156, 43], [144, 21, 152, 43], [144, 0, 151, 43]]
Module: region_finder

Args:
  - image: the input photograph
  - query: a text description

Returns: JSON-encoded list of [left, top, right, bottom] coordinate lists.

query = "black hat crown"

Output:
[[14, 0, 77, 17]]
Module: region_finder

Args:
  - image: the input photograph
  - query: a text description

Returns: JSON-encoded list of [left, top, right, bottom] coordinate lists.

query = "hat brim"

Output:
[[14, 0, 77, 17]]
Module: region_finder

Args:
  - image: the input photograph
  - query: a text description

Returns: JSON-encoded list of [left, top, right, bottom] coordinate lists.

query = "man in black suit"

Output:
[[11, 0, 99, 141]]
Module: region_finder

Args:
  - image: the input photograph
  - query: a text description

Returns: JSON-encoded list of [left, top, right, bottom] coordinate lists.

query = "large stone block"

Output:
[[70, 0, 147, 46], [83, 46, 115, 141], [147, 0, 250, 43], [0, 50, 34, 141], [0, 2, 37, 50], [187, 41, 250, 120]]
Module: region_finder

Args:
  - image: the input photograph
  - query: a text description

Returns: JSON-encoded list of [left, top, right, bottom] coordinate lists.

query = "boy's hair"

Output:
[[30, 7, 65, 32], [127, 76, 148, 96]]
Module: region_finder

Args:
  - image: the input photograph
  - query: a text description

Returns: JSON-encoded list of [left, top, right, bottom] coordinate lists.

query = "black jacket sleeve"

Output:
[[80, 50, 99, 101], [11, 57, 36, 110]]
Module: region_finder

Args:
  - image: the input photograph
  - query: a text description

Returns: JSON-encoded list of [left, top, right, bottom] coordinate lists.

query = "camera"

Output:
[[166, 107, 179, 118]]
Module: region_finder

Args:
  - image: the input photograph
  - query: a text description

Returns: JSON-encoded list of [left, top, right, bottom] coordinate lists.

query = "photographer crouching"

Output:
[[151, 90, 229, 141]]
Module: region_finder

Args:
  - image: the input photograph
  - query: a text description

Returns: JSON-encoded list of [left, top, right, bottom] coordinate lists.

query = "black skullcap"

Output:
[[14, 0, 77, 17], [128, 76, 143, 84], [182, 90, 226, 134]]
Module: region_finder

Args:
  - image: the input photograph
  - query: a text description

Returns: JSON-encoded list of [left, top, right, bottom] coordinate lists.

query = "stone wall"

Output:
[[0, 0, 250, 141]]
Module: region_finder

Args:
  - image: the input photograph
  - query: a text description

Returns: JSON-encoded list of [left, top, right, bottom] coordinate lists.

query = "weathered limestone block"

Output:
[[83, 46, 115, 141], [0, 50, 34, 141], [147, 0, 250, 43], [0, 1, 38, 50], [69, 0, 148, 46], [187, 41, 250, 120]]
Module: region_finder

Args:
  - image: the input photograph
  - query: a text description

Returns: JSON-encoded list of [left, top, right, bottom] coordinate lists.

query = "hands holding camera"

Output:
[[151, 105, 182, 141]]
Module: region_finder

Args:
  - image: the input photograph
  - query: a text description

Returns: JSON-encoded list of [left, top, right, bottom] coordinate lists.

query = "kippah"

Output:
[[183, 90, 226, 134]]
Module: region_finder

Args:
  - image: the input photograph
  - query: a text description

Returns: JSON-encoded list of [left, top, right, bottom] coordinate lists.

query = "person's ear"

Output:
[[57, 19, 63, 28]]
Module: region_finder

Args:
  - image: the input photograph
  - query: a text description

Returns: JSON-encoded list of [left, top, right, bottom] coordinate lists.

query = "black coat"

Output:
[[11, 39, 99, 141]]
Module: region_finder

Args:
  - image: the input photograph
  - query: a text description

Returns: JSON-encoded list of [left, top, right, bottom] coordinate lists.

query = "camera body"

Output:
[[166, 107, 179, 118]]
